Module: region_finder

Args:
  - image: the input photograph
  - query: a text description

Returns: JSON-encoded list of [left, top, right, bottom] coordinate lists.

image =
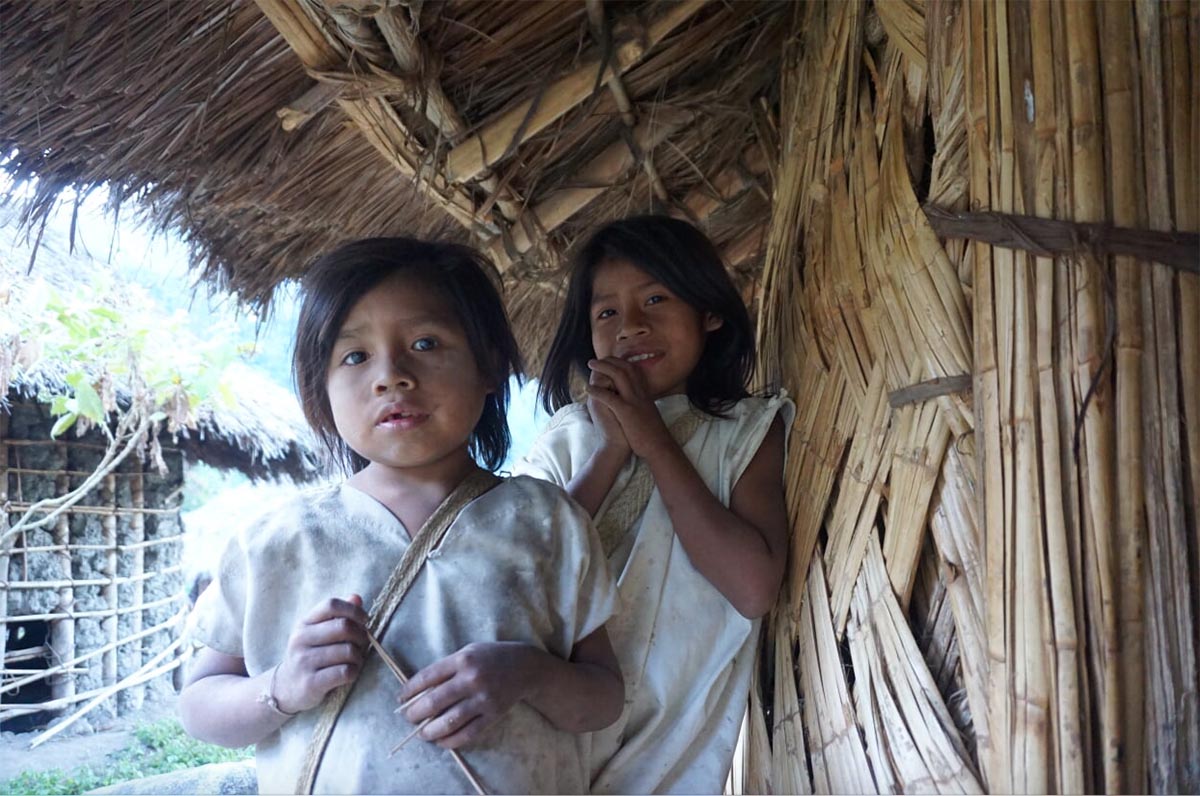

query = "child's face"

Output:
[[589, 258, 722, 399], [326, 272, 491, 480]]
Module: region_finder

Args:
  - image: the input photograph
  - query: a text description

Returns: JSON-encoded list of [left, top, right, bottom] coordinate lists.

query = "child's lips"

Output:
[[622, 351, 662, 366], [375, 407, 429, 429]]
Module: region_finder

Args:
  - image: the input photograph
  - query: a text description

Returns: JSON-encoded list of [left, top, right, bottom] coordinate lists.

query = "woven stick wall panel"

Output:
[[747, 0, 1197, 793]]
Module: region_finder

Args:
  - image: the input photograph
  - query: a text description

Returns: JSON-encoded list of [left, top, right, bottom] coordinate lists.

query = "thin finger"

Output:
[[588, 359, 637, 396], [420, 705, 476, 744], [401, 659, 457, 702], [436, 715, 487, 750], [304, 597, 370, 627]]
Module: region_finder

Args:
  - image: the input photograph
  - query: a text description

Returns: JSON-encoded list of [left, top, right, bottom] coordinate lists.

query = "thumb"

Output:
[[349, 594, 364, 608]]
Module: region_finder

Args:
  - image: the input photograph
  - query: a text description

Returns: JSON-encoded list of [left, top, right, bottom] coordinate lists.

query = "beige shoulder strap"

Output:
[[595, 409, 705, 556], [296, 469, 501, 794]]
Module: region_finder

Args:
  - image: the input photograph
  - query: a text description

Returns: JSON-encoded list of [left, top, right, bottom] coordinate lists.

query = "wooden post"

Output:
[[0, 412, 10, 693], [128, 467, 145, 703], [49, 472, 76, 708], [101, 473, 117, 688]]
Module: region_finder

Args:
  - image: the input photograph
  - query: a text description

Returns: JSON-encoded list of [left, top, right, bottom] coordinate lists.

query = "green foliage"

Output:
[[2, 274, 245, 440], [0, 719, 251, 795]]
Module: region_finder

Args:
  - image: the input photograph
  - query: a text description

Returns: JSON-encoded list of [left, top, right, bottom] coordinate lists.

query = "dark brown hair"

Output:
[[539, 215, 754, 415]]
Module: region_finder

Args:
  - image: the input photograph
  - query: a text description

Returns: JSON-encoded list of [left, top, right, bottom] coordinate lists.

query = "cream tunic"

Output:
[[515, 393, 794, 794], [190, 475, 616, 795]]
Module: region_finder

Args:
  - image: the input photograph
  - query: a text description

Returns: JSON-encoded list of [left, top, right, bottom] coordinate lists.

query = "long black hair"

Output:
[[539, 215, 754, 416], [292, 237, 523, 474]]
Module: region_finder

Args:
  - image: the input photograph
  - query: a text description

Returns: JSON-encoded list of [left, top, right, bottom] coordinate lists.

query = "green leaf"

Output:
[[50, 411, 78, 439], [74, 381, 106, 423]]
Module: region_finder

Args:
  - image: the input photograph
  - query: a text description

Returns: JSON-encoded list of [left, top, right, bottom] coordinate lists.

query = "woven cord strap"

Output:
[[595, 409, 705, 556], [296, 469, 501, 794]]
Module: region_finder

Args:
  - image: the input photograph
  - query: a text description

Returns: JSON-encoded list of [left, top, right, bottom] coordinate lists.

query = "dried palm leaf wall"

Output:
[[749, 1, 1198, 793]]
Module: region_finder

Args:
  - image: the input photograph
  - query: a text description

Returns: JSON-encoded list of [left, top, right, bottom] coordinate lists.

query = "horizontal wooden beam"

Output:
[[924, 204, 1200, 275], [485, 106, 695, 267], [445, 0, 707, 185]]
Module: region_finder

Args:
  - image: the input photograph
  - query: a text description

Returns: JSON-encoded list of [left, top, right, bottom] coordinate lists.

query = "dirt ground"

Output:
[[0, 696, 177, 778]]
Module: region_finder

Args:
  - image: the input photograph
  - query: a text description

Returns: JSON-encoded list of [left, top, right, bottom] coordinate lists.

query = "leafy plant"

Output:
[[0, 718, 251, 795], [0, 274, 247, 553]]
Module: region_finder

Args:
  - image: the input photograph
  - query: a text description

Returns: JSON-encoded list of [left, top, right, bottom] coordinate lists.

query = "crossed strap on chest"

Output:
[[593, 408, 706, 557], [295, 469, 501, 795]]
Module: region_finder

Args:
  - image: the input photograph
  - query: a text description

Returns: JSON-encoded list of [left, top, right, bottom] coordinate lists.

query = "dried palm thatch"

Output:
[[756, 0, 1197, 793], [0, 0, 1197, 792]]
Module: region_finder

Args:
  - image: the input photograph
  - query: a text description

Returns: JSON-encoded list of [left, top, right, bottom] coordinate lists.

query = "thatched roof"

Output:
[[0, 0, 784, 368], [0, 207, 323, 483]]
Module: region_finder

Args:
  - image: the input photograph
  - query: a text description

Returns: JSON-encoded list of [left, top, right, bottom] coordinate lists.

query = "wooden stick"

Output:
[[444, 0, 707, 185], [483, 107, 694, 267], [923, 204, 1200, 274], [29, 639, 184, 748], [388, 719, 431, 756], [365, 632, 486, 795], [0, 608, 186, 697]]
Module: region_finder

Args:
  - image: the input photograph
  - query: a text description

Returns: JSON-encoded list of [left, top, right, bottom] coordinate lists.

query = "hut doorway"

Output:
[[1, 619, 53, 733]]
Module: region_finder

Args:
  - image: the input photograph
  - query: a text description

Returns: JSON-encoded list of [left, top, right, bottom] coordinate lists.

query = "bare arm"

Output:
[[399, 627, 624, 748], [641, 416, 788, 618], [179, 596, 369, 748], [588, 357, 789, 618]]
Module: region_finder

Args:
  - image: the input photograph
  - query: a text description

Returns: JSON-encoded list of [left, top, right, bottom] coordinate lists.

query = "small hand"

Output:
[[398, 642, 538, 749], [586, 357, 674, 459], [586, 369, 630, 456], [273, 595, 369, 713]]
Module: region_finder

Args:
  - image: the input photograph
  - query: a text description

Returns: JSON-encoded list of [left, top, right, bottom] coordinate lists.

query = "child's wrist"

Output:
[[595, 442, 631, 466]]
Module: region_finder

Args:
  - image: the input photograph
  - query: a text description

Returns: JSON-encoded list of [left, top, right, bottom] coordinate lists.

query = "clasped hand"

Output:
[[397, 642, 537, 749], [586, 356, 672, 459], [273, 595, 370, 714]]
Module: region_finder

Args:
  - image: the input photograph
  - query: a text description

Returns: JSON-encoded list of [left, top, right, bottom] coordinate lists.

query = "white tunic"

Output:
[[190, 475, 616, 795], [515, 393, 794, 794]]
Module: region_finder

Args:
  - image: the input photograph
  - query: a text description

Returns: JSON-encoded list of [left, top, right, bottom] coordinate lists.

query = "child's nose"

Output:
[[373, 358, 417, 393], [617, 308, 649, 339]]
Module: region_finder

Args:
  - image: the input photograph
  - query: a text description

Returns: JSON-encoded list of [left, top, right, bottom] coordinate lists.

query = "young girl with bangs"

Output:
[[180, 238, 622, 794], [516, 215, 793, 794]]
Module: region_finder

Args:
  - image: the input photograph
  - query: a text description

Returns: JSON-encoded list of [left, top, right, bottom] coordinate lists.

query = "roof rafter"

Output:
[[444, 0, 707, 186], [255, 0, 498, 240]]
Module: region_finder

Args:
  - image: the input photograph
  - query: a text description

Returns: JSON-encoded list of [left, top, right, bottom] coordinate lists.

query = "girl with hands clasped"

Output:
[[516, 216, 794, 794], [180, 239, 622, 795]]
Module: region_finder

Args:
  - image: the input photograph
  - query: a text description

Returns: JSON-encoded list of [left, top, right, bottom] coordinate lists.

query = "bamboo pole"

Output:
[[482, 107, 695, 264], [0, 608, 185, 698], [0, 412, 9, 692], [16, 536, 182, 555], [254, 0, 496, 240], [128, 468, 145, 704], [1097, 3, 1146, 790], [2, 592, 183, 624], [1163, 0, 1200, 679], [49, 473, 76, 710], [29, 636, 184, 748], [0, 564, 182, 590], [443, 0, 707, 185], [1136, 3, 1200, 790], [101, 473, 118, 689], [0, 657, 182, 723]]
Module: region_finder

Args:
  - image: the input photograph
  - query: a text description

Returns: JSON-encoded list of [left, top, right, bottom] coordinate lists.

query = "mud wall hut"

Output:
[[0, 0, 1195, 791]]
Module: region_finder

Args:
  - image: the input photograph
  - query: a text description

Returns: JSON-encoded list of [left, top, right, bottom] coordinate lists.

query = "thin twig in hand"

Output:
[[365, 631, 487, 795], [389, 718, 431, 757]]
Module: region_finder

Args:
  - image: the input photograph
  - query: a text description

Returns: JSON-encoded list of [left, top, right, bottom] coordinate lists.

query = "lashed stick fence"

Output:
[[1, 413, 188, 734]]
